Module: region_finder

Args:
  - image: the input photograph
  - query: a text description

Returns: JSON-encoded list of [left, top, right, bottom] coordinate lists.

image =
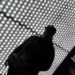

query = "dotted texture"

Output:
[[0, 0, 75, 75]]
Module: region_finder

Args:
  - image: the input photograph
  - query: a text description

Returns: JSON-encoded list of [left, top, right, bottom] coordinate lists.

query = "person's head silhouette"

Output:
[[42, 25, 56, 40]]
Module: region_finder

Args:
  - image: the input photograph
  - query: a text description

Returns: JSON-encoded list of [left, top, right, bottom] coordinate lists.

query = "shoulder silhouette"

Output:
[[6, 25, 56, 75]]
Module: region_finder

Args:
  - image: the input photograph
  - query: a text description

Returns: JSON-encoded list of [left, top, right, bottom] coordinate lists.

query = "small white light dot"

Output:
[[8, 2, 11, 5]]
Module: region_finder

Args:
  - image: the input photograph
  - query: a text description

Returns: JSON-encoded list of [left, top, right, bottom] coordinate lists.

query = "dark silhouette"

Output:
[[5, 25, 56, 75], [53, 46, 75, 75]]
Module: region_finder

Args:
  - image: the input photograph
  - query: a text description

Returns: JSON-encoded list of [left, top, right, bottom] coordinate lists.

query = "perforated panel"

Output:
[[0, 0, 75, 75]]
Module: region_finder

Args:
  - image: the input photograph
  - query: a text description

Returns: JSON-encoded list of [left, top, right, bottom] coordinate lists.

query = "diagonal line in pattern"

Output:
[[0, 11, 69, 53]]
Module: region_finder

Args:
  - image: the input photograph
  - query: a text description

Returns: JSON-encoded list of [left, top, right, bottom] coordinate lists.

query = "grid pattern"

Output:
[[0, 0, 75, 75]]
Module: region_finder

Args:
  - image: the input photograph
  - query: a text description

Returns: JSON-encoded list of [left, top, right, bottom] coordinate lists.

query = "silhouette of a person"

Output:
[[6, 25, 56, 75]]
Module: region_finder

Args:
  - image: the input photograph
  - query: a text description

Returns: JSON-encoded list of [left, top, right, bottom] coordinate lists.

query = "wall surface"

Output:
[[0, 0, 75, 75]]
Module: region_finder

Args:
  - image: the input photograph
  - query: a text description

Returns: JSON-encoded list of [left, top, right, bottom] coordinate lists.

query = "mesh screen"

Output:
[[0, 0, 75, 75]]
